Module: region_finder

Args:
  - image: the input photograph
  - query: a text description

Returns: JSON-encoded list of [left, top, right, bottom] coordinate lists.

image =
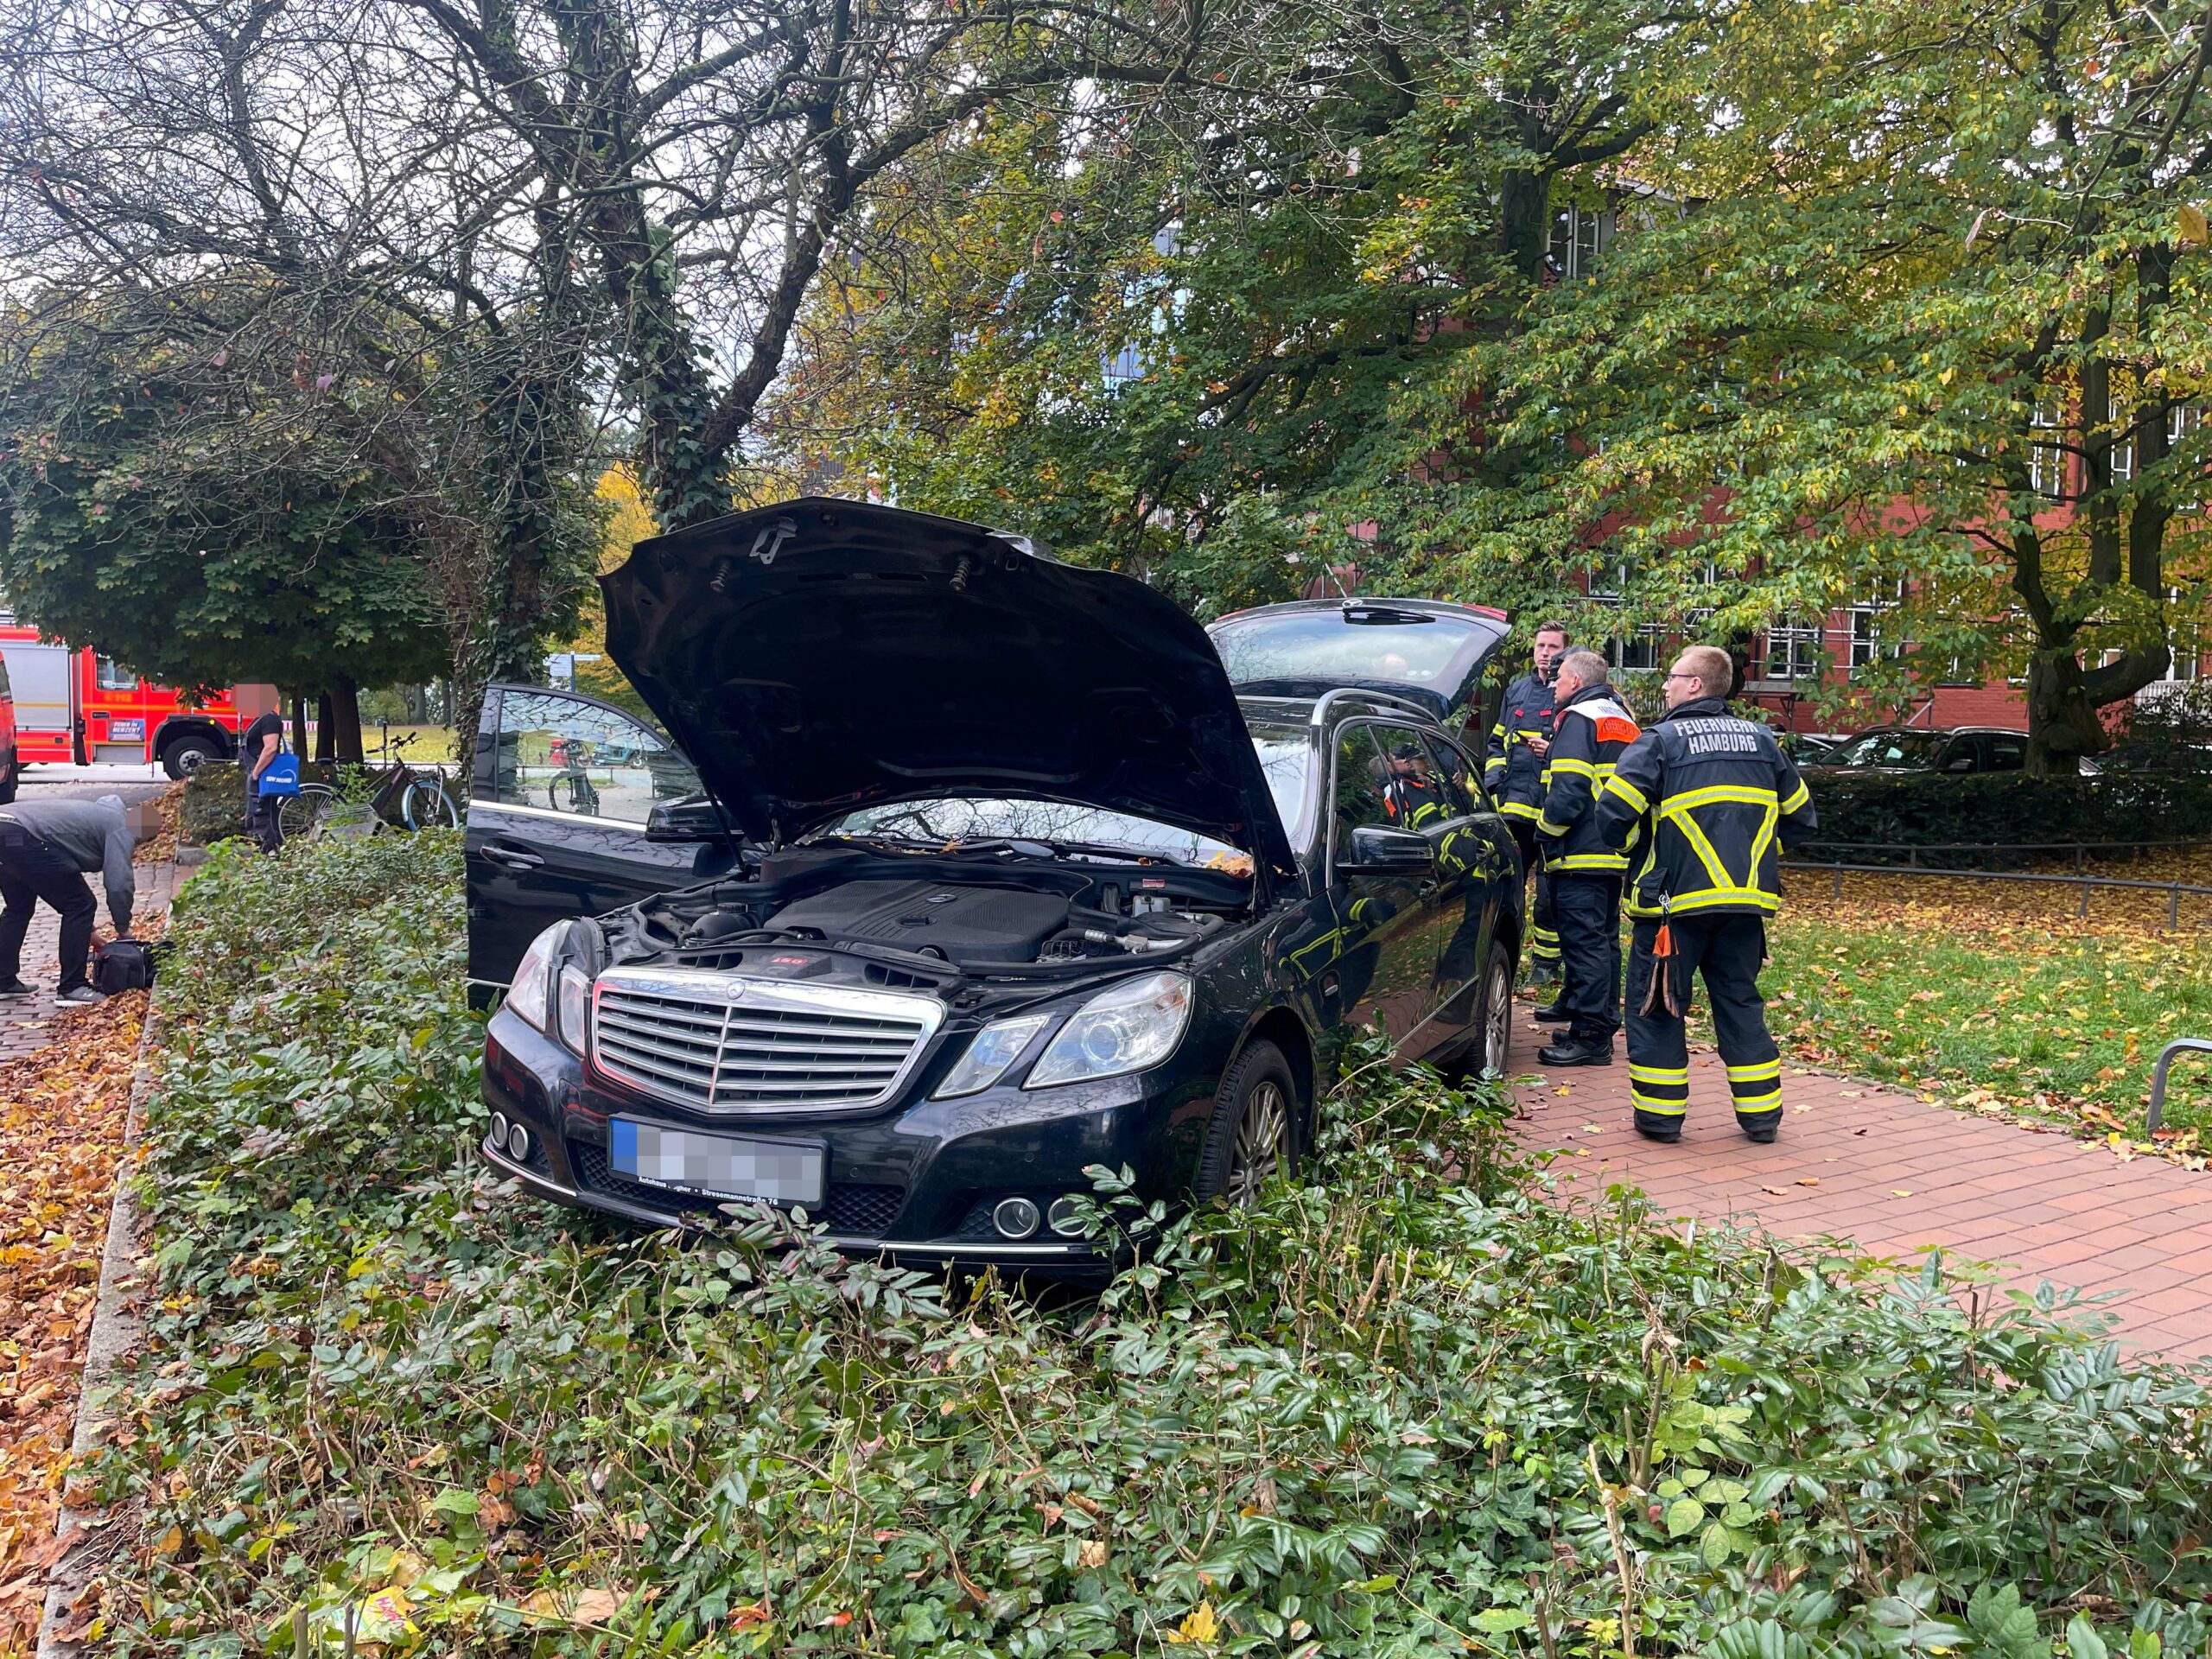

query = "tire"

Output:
[[402, 778, 459, 830], [1193, 1039, 1299, 1207], [0, 761, 17, 806], [1436, 941, 1516, 1083], [277, 785, 338, 843], [161, 734, 223, 779]]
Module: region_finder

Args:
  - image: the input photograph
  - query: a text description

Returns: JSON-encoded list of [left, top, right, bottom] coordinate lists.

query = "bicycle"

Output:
[[546, 738, 601, 816], [277, 731, 460, 842]]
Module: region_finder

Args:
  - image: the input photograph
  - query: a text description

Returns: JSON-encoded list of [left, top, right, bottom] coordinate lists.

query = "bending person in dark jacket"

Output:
[[0, 794, 142, 1003], [1595, 646, 1817, 1143]]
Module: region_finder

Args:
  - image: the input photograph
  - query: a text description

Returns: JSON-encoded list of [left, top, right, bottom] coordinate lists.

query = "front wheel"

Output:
[[401, 778, 459, 830], [0, 760, 18, 805], [277, 785, 338, 844], [1194, 1039, 1298, 1207]]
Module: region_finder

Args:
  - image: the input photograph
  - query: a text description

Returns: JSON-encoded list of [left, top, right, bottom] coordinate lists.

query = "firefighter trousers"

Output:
[[1507, 818, 1560, 974], [1623, 914, 1781, 1137], [1551, 873, 1623, 1044]]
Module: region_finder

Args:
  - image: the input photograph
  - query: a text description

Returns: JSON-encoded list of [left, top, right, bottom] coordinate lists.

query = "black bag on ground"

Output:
[[92, 938, 163, 995]]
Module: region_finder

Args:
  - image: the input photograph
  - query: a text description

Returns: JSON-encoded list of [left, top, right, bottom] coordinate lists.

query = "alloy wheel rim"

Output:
[[1225, 1080, 1288, 1206], [1483, 962, 1512, 1077]]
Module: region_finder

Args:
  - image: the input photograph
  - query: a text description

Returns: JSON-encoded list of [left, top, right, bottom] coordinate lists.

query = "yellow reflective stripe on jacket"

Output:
[[1535, 814, 1570, 838], [1548, 755, 1598, 779], [1779, 779, 1811, 814], [1501, 801, 1541, 822], [1663, 887, 1780, 915], [1602, 772, 1650, 815], [1549, 851, 1628, 872]]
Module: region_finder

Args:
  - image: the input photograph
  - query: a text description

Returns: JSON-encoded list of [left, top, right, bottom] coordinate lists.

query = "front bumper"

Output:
[[479, 1005, 1185, 1275]]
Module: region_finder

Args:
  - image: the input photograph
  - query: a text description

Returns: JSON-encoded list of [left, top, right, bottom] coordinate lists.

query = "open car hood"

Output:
[[601, 499, 1300, 879]]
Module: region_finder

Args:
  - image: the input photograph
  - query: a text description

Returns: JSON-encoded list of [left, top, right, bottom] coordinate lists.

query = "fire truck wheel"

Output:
[[160, 734, 223, 779], [0, 763, 16, 805]]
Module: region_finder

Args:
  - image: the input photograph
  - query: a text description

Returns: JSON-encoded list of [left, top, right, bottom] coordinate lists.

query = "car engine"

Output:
[[605, 855, 1235, 981]]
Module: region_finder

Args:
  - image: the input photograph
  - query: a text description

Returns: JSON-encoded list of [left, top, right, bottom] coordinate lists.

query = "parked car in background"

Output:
[[1778, 730, 1847, 763], [2082, 740, 2212, 775], [470, 500, 1522, 1271], [1805, 725, 2029, 775]]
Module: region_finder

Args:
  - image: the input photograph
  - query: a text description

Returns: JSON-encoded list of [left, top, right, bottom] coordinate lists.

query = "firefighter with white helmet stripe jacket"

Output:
[[1594, 645, 1818, 1143], [1530, 650, 1642, 1066]]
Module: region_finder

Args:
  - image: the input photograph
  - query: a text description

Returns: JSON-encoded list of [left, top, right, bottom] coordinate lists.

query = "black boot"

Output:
[[1538, 1032, 1613, 1067], [1738, 1110, 1781, 1145], [1634, 1113, 1682, 1143], [1532, 1000, 1570, 1023]]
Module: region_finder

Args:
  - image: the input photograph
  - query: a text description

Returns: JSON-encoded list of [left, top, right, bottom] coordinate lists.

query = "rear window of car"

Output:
[[1211, 608, 1481, 690]]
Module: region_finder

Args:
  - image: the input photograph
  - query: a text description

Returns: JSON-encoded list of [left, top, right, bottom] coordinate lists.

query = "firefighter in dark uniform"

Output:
[[1595, 645, 1818, 1142], [1531, 650, 1642, 1065], [1484, 621, 1567, 982]]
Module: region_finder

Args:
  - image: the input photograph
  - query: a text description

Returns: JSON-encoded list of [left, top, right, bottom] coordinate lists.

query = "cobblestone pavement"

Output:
[[1511, 1007, 2212, 1363], [0, 857, 176, 1067]]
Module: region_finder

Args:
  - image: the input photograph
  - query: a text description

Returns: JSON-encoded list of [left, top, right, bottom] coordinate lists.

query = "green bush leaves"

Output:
[[89, 836, 2212, 1657]]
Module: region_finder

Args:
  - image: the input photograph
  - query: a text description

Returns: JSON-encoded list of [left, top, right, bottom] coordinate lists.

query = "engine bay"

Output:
[[600, 844, 1249, 987]]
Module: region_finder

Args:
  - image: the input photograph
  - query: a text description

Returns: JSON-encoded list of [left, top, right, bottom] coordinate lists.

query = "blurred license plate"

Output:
[[609, 1119, 824, 1205], [109, 719, 143, 741]]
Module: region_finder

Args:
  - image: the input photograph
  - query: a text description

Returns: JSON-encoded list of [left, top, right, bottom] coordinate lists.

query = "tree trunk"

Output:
[[1498, 168, 1553, 281], [314, 693, 335, 761], [289, 694, 308, 760], [2024, 648, 2107, 776], [327, 675, 365, 763]]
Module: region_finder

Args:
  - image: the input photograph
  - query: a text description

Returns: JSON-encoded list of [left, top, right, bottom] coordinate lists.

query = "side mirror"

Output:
[[1342, 823, 1434, 874], [645, 796, 729, 842]]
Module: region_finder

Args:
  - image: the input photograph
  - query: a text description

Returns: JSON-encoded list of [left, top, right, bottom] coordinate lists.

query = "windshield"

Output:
[[826, 799, 1251, 870], [1827, 730, 1943, 768], [1211, 608, 1481, 691], [821, 728, 1314, 868]]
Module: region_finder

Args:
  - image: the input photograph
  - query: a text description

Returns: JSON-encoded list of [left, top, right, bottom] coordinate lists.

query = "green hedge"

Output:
[[180, 760, 348, 843], [1802, 770, 2212, 858], [86, 835, 2212, 1656]]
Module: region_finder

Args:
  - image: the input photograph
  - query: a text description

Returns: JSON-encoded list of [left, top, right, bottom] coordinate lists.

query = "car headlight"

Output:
[[1026, 971, 1193, 1089], [556, 965, 592, 1057], [506, 924, 562, 1033], [933, 1014, 1050, 1099], [507, 921, 598, 1047]]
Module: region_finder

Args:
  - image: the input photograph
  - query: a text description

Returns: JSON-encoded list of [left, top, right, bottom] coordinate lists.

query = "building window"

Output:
[[1102, 342, 1144, 382], [1760, 617, 1826, 681], [1547, 204, 1613, 282], [2164, 587, 2203, 683], [94, 657, 138, 692], [2028, 396, 2067, 499], [2110, 397, 2134, 482]]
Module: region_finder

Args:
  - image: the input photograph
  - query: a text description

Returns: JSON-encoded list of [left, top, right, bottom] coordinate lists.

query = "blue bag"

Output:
[[257, 750, 302, 798]]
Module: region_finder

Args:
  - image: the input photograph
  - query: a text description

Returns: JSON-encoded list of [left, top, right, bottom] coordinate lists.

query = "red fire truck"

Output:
[[0, 620, 271, 779]]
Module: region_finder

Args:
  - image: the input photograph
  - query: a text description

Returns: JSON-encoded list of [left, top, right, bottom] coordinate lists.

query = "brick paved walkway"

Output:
[[1510, 1007, 2212, 1362], [0, 861, 175, 1066]]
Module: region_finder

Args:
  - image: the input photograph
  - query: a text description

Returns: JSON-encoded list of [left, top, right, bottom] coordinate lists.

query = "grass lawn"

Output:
[[1751, 871, 2212, 1156]]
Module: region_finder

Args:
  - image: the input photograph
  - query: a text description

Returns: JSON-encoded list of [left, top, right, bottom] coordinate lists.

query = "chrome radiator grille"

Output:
[[590, 969, 942, 1114]]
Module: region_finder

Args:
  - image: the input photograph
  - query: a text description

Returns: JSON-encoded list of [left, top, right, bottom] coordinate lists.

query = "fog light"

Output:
[[489, 1111, 510, 1147], [992, 1196, 1041, 1239], [505, 1121, 532, 1163], [1046, 1195, 1087, 1237]]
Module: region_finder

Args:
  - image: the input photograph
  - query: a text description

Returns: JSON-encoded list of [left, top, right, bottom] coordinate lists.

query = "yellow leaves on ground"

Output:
[[0, 989, 147, 1655], [1164, 1600, 1221, 1644]]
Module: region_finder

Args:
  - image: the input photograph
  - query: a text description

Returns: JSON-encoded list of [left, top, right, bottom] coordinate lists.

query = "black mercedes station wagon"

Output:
[[471, 499, 1522, 1272]]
